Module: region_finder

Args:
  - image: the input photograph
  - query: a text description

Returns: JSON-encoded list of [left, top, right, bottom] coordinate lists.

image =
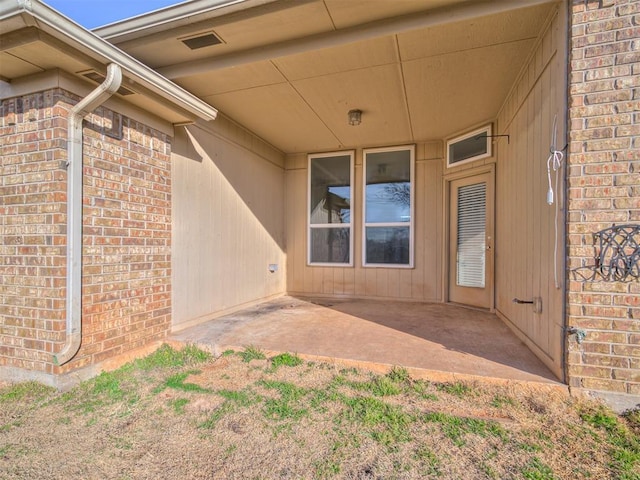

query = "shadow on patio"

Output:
[[170, 296, 562, 387]]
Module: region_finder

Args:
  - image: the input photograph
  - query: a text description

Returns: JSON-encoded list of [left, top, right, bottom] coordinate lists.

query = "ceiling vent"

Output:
[[81, 71, 135, 96], [180, 32, 223, 50]]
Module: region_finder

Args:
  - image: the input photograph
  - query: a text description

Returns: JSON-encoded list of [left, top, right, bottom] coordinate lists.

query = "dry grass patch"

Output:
[[0, 344, 637, 479]]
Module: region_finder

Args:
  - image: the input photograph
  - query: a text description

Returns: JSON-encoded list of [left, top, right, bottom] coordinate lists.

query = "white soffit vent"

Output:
[[82, 71, 136, 96], [180, 32, 223, 50]]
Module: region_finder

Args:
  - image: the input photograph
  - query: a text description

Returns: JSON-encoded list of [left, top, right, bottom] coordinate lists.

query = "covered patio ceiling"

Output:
[[100, 0, 558, 154]]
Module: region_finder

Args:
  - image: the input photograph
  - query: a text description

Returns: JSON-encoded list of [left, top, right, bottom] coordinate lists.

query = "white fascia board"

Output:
[[0, 0, 217, 122], [95, 0, 262, 41]]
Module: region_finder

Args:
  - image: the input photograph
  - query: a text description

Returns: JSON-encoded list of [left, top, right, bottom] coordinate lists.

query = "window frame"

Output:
[[362, 144, 415, 269], [446, 124, 492, 168], [307, 150, 355, 267]]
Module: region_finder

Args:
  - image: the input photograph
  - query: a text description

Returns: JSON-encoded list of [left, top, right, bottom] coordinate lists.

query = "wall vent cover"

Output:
[[181, 32, 223, 50], [82, 71, 135, 96]]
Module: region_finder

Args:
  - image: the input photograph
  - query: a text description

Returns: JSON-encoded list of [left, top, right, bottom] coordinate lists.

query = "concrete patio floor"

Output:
[[170, 296, 563, 387]]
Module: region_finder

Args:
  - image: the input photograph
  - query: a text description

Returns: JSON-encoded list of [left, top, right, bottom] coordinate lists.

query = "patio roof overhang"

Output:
[[95, 0, 561, 154]]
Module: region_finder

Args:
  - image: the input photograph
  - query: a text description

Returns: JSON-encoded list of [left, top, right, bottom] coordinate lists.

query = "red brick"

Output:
[[614, 197, 640, 209], [587, 88, 635, 105], [616, 124, 640, 137], [580, 377, 629, 393], [613, 344, 640, 357], [612, 369, 640, 383], [585, 113, 631, 127], [582, 342, 612, 354], [586, 17, 632, 34], [584, 330, 628, 343], [570, 364, 613, 380], [618, 3, 640, 16], [616, 51, 640, 65], [583, 354, 630, 369]]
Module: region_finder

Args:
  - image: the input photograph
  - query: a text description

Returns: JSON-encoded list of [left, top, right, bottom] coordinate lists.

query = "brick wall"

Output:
[[567, 0, 640, 398], [1, 88, 173, 380], [0, 90, 68, 375]]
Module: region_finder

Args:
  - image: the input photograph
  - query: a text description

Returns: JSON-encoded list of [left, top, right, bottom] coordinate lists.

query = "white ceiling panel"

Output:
[[211, 1, 333, 52], [177, 61, 286, 96], [292, 63, 411, 149], [273, 37, 398, 81], [324, 0, 468, 29], [10, 43, 93, 74], [204, 83, 339, 153], [0, 52, 43, 78], [398, 4, 553, 61], [404, 40, 536, 140]]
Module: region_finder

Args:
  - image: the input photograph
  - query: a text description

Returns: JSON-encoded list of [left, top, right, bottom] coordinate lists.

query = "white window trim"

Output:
[[362, 144, 415, 269], [446, 124, 492, 168], [307, 150, 354, 267]]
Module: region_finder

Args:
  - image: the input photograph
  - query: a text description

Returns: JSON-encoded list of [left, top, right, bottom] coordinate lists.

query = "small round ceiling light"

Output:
[[348, 109, 362, 126]]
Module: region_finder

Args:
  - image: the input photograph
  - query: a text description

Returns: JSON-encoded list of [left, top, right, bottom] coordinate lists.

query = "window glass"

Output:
[[363, 146, 414, 267], [365, 150, 411, 223], [449, 136, 488, 164], [310, 155, 351, 225], [446, 125, 492, 167], [308, 152, 353, 265], [365, 227, 410, 265], [310, 228, 351, 264]]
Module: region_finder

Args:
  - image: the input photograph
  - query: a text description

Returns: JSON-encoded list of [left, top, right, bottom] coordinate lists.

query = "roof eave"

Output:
[[0, 0, 218, 122], [94, 0, 258, 41]]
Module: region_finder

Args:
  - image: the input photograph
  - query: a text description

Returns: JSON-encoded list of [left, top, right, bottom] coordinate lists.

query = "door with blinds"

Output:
[[448, 172, 494, 309]]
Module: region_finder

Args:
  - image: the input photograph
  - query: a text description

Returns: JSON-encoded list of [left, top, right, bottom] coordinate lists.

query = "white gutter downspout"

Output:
[[53, 63, 122, 366]]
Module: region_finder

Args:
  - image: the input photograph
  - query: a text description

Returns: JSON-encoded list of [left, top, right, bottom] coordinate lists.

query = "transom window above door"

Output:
[[308, 151, 354, 266], [446, 125, 492, 168], [363, 145, 415, 268]]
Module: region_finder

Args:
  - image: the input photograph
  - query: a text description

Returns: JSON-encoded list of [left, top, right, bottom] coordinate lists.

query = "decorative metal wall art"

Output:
[[572, 224, 640, 282]]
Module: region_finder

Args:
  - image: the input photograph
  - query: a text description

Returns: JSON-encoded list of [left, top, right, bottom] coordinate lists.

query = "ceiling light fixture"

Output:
[[348, 109, 362, 126]]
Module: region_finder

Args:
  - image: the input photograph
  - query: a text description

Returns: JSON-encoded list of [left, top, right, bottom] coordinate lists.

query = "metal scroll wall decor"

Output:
[[572, 224, 640, 282]]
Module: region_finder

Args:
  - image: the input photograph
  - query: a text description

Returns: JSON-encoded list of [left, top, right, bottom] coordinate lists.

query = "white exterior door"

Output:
[[448, 172, 494, 309]]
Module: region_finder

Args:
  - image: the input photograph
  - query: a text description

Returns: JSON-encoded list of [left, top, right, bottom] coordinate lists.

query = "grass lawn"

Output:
[[1, 344, 638, 479]]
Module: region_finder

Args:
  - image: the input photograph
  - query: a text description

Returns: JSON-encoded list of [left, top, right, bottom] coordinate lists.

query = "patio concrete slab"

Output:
[[170, 296, 563, 387]]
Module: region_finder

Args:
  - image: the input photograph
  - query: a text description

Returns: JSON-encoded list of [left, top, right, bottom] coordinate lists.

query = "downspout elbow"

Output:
[[52, 332, 82, 367], [53, 64, 122, 366]]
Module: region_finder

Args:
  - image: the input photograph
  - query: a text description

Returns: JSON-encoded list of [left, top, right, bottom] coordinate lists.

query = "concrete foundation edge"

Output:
[[576, 389, 640, 414], [0, 341, 164, 391]]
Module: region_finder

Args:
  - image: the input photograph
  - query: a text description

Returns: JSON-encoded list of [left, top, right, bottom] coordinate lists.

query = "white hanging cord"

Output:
[[547, 114, 564, 289], [547, 115, 564, 205]]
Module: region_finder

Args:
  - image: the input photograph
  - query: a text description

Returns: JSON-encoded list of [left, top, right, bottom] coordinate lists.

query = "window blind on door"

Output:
[[456, 182, 486, 288]]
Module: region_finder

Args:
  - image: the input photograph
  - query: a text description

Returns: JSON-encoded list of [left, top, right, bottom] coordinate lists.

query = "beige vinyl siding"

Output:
[[171, 117, 286, 330], [494, 6, 565, 378], [286, 142, 443, 302]]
